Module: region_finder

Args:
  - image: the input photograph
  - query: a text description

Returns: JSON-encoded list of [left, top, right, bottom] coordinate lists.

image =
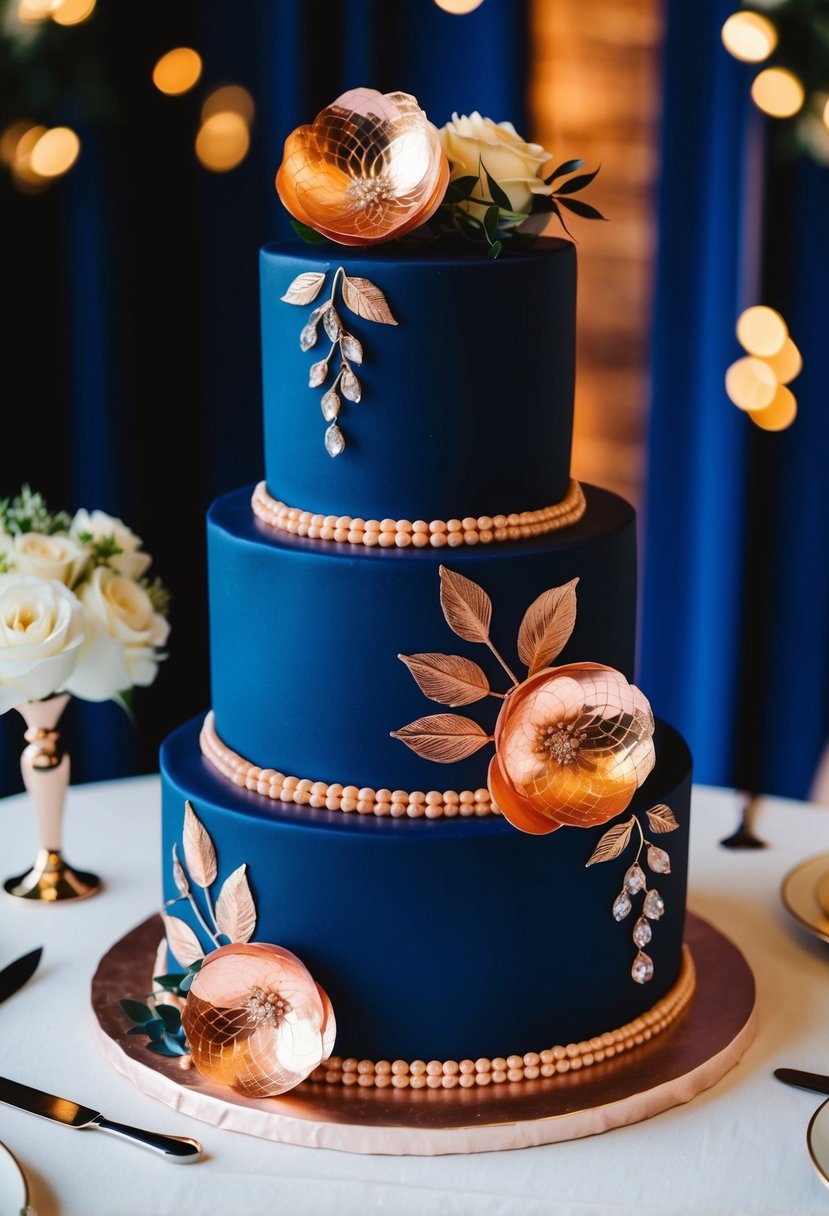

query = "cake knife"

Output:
[[0, 1076, 202, 1162], [0, 948, 42, 1005]]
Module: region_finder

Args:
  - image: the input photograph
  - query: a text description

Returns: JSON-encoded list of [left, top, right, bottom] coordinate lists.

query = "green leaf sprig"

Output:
[[118, 961, 202, 1058]]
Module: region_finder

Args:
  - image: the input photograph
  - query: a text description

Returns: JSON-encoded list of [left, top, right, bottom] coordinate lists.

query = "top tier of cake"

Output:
[[260, 238, 576, 522]]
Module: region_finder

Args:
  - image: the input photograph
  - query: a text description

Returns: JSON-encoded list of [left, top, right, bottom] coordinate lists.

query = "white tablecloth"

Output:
[[1, 776, 828, 1216]]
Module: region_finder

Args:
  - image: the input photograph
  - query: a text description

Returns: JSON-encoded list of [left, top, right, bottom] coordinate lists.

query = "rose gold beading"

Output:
[[200, 712, 499, 819], [307, 948, 695, 1088], [251, 480, 586, 548]]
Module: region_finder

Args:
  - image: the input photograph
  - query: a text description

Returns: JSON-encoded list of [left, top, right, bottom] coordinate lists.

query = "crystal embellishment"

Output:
[[309, 360, 328, 388], [631, 951, 654, 984], [324, 423, 345, 458], [612, 890, 632, 921], [282, 265, 398, 459], [643, 888, 665, 920], [633, 916, 652, 947], [341, 367, 362, 403], [624, 863, 646, 894], [341, 333, 363, 364], [321, 388, 341, 422], [647, 845, 671, 874]]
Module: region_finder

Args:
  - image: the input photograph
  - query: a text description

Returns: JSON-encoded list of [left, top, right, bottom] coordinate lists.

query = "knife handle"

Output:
[[92, 1115, 202, 1162]]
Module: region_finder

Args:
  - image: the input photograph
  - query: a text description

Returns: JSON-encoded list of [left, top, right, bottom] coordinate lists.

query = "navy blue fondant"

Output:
[[260, 239, 576, 521], [208, 484, 637, 791], [161, 717, 691, 1063]]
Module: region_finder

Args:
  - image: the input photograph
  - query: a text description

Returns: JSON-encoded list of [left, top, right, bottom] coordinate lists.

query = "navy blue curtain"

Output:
[[1, 0, 528, 796], [641, 0, 829, 799]]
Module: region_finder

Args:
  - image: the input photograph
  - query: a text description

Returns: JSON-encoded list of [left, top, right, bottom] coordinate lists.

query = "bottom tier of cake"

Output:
[[160, 716, 692, 1064]]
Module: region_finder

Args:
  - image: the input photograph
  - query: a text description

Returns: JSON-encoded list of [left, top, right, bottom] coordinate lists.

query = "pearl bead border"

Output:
[[251, 479, 587, 548], [200, 712, 499, 819], [308, 947, 696, 1088]]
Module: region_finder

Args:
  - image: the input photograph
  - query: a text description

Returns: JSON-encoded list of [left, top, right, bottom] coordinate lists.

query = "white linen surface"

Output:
[[0, 775, 827, 1216]]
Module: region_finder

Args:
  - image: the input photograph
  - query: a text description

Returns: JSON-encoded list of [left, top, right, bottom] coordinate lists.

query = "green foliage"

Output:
[[0, 485, 70, 536], [290, 219, 331, 245], [118, 961, 203, 1058], [143, 575, 171, 617]]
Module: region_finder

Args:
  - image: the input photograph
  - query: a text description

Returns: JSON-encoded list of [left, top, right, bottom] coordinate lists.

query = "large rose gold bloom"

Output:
[[488, 663, 656, 835], [276, 88, 449, 245], [181, 942, 336, 1097]]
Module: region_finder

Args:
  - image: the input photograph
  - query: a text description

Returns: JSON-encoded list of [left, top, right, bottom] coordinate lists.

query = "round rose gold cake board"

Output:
[[90, 911, 755, 1156]]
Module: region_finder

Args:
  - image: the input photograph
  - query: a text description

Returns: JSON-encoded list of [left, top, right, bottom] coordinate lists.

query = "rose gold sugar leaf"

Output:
[[390, 714, 491, 763], [171, 843, 189, 898], [342, 275, 398, 325], [161, 914, 205, 967], [215, 864, 257, 943], [280, 271, 327, 306], [182, 800, 217, 889], [439, 566, 492, 646], [585, 816, 635, 867], [398, 653, 490, 706], [517, 578, 579, 675], [646, 803, 679, 834]]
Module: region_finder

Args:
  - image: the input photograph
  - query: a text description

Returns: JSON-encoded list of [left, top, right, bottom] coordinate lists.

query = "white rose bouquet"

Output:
[[0, 486, 170, 714], [435, 112, 605, 258]]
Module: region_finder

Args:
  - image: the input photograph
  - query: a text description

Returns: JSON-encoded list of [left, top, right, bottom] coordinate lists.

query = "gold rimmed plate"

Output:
[[808, 1098, 829, 1191], [781, 852, 829, 946], [0, 1140, 31, 1215]]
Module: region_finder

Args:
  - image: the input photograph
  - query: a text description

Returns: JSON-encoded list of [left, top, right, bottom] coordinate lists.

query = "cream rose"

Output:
[[11, 532, 88, 587], [0, 575, 88, 713], [439, 112, 551, 222], [71, 509, 151, 579], [77, 566, 169, 688]]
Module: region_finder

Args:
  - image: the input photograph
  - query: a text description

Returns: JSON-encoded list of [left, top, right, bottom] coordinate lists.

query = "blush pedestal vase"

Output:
[[4, 694, 101, 902]]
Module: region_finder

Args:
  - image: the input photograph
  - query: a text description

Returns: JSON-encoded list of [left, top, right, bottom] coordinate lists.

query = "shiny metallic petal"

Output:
[[182, 942, 332, 1098], [490, 663, 656, 834], [275, 89, 450, 246]]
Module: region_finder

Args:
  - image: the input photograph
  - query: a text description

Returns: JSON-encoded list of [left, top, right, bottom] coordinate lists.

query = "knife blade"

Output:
[[0, 1076, 202, 1162], [0, 948, 42, 1004], [774, 1067, 829, 1096]]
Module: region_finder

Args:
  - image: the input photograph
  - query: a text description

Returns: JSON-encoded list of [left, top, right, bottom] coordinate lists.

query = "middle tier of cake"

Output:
[[208, 484, 637, 796]]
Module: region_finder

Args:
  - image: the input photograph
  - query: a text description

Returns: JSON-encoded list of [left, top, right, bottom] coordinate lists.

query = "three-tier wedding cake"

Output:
[[159, 90, 693, 1093]]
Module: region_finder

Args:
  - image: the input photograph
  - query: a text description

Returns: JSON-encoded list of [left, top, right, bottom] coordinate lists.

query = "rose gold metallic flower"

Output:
[[489, 663, 656, 835], [276, 88, 450, 246], [181, 942, 336, 1097]]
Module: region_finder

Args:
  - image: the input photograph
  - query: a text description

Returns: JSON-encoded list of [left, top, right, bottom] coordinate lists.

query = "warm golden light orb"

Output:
[[433, 0, 486, 11], [17, 0, 52, 23], [0, 121, 35, 166], [721, 11, 777, 62], [725, 356, 777, 411], [29, 126, 80, 178], [195, 112, 250, 172], [152, 48, 203, 96], [51, 0, 96, 25], [201, 85, 255, 125], [736, 304, 788, 356], [750, 383, 797, 430], [758, 336, 802, 384], [751, 68, 805, 118]]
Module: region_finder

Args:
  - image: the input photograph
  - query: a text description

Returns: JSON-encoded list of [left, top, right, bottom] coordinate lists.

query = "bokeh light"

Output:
[[10, 125, 48, 189], [725, 356, 777, 411], [721, 11, 777, 62], [201, 85, 255, 125], [195, 112, 250, 172], [758, 336, 802, 384], [751, 68, 805, 118], [51, 0, 96, 25], [152, 48, 203, 96], [29, 127, 80, 177], [750, 384, 797, 430], [433, 0, 486, 11], [17, 0, 52, 22], [823, 97, 829, 132], [0, 121, 35, 166], [736, 305, 787, 356]]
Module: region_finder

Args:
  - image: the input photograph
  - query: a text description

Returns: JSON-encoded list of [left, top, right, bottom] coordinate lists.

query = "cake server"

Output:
[[774, 1068, 829, 1096], [0, 1076, 202, 1162], [0, 948, 42, 1005]]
